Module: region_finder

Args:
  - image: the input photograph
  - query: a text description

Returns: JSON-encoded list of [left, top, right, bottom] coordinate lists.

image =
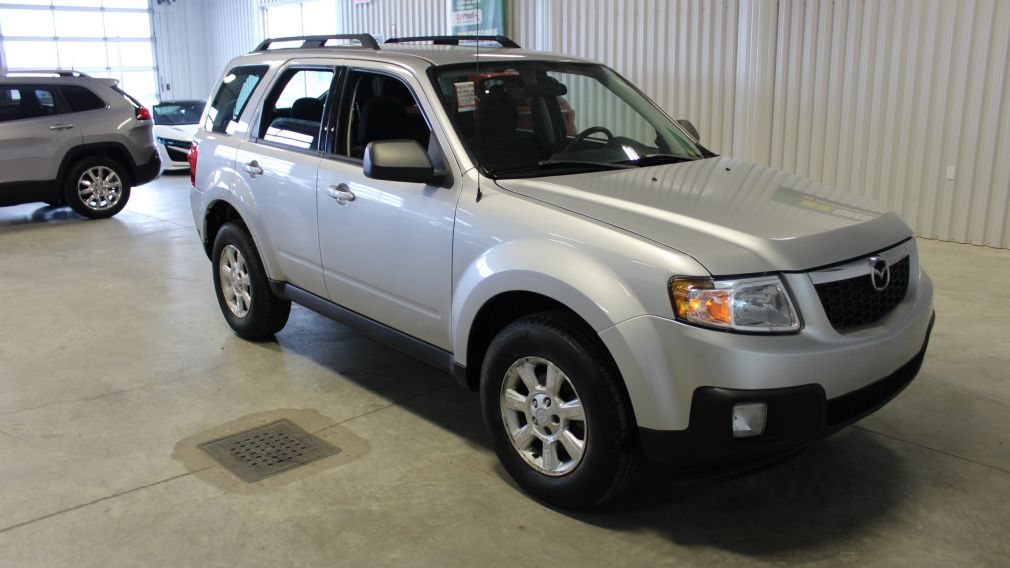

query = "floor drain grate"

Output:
[[199, 419, 340, 482]]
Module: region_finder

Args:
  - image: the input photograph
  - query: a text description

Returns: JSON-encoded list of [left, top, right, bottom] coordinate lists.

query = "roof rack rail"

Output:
[[384, 35, 521, 49], [254, 34, 380, 52], [1, 69, 92, 78]]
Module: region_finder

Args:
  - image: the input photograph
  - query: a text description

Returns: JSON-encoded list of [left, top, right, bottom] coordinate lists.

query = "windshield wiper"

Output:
[[615, 154, 700, 167], [538, 159, 635, 169], [488, 160, 633, 178]]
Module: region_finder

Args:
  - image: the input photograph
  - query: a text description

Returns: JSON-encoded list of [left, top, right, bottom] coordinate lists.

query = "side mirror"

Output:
[[363, 140, 445, 185], [676, 119, 700, 142]]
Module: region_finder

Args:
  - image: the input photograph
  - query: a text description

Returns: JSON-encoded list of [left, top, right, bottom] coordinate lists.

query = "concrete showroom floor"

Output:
[[0, 172, 1008, 567]]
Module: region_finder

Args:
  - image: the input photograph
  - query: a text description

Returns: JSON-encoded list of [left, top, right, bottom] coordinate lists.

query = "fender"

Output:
[[451, 238, 649, 365]]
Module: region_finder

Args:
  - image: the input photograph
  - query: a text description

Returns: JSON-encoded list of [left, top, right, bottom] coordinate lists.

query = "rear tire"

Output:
[[64, 157, 131, 219], [211, 222, 291, 339], [480, 311, 641, 509]]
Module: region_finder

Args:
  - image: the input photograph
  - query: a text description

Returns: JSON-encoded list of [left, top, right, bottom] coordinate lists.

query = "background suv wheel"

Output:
[[211, 221, 291, 339], [480, 311, 642, 509], [64, 157, 131, 219]]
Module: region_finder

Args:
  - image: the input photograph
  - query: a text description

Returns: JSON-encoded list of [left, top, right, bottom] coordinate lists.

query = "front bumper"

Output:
[[157, 141, 191, 170], [640, 312, 934, 470]]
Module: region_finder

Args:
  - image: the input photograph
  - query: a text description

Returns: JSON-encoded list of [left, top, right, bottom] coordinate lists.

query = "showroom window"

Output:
[[0, 0, 157, 105], [262, 0, 338, 38]]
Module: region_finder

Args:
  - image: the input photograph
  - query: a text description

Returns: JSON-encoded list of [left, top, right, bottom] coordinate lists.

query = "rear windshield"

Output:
[[206, 65, 268, 134], [113, 85, 143, 109]]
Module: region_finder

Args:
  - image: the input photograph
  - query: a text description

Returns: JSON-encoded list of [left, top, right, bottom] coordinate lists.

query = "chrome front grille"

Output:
[[809, 240, 913, 329]]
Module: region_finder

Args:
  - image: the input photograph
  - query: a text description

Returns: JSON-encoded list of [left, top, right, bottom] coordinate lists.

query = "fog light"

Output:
[[732, 402, 767, 438]]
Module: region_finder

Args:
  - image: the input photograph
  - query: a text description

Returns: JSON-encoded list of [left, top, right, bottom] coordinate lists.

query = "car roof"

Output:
[[227, 43, 597, 74], [0, 73, 117, 88]]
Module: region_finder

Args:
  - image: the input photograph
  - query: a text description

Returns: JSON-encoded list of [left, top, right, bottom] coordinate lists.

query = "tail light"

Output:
[[187, 142, 198, 186], [135, 107, 152, 121]]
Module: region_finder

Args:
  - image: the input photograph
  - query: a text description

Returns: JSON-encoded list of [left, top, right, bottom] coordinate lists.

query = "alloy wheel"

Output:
[[77, 166, 123, 211], [500, 356, 587, 476], [219, 244, 252, 318]]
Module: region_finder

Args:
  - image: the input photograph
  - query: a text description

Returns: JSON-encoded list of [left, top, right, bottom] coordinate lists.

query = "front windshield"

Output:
[[152, 101, 205, 126], [432, 61, 706, 178]]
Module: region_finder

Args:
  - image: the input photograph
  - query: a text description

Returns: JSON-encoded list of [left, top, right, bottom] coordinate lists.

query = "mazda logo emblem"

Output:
[[868, 256, 891, 291]]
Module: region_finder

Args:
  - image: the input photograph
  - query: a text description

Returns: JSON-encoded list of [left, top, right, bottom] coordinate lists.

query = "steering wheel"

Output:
[[563, 126, 615, 153]]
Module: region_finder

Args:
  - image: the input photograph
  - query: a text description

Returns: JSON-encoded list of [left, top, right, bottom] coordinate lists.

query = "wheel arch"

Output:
[[203, 199, 247, 259], [452, 240, 650, 415], [58, 142, 138, 187], [461, 289, 641, 435]]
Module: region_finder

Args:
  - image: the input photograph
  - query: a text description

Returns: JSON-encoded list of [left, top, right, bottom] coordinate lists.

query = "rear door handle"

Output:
[[326, 183, 355, 205], [48, 124, 74, 131], [243, 160, 264, 178]]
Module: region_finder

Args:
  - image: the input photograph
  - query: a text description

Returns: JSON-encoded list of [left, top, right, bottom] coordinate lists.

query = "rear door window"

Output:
[[59, 85, 107, 112], [256, 66, 336, 151], [206, 65, 268, 134], [0, 85, 60, 122]]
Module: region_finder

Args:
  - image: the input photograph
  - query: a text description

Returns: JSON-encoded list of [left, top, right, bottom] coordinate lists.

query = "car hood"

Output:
[[494, 156, 912, 275], [153, 124, 198, 141]]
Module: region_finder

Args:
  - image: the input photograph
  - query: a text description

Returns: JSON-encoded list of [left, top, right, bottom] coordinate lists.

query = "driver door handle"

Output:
[[326, 183, 355, 205], [243, 160, 264, 178], [48, 124, 75, 131]]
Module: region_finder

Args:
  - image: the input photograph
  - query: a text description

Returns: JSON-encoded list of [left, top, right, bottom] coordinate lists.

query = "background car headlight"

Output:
[[669, 276, 800, 332]]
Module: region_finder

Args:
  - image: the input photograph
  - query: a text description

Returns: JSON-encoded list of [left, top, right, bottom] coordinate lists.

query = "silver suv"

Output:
[[0, 70, 160, 218], [189, 35, 935, 508]]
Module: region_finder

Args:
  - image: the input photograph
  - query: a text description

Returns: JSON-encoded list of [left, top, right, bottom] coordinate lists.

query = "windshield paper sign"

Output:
[[449, 0, 506, 36], [454, 82, 476, 112]]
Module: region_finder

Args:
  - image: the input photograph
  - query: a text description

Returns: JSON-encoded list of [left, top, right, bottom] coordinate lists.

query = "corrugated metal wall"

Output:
[[337, 0, 448, 39], [157, 0, 1010, 247], [152, 1, 212, 101], [510, 0, 1010, 248], [510, 0, 740, 155], [205, 0, 263, 83], [766, 0, 1010, 248]]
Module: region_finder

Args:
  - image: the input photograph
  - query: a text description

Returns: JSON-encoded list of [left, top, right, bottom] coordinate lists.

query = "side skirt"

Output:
[[278, 282, 467, 384]]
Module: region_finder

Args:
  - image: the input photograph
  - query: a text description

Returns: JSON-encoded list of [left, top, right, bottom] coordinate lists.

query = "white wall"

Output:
[[764, 0, 1010, 248], [512, 0, 1010, 249], [153, 0, 211, 101], [155, 0, 1010, 248], [154, 0, 261, 101]]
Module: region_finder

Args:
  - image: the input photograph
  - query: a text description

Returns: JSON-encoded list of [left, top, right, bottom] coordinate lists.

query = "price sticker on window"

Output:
[[454, 81, 476, 113]]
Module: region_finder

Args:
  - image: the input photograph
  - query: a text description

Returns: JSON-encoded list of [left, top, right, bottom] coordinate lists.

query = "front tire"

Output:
[[64, 157, 131, 219], [480, 311, 641, 509], [211, 222, 291, 339]]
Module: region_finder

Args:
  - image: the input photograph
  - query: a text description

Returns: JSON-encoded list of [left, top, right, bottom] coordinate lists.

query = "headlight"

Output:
[[669, 276, 800, 332]]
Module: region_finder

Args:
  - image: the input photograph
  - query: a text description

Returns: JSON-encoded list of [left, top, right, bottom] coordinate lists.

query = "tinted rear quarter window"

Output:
[[207, 65, 268, 134], [60, 85, 107, 112]]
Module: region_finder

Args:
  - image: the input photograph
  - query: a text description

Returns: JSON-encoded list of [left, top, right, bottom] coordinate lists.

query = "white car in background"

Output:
[[152, 99, 204, 171]]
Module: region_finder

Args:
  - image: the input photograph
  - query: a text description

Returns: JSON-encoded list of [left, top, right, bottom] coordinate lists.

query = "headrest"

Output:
[[358, 96, 407, 146], [291, 97, 324, 122]]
